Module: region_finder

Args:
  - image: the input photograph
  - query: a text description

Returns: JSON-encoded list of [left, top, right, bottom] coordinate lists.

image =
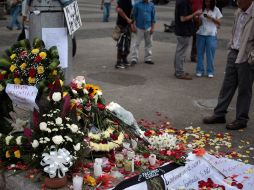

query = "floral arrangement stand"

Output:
[[44, 175, 67, 189]]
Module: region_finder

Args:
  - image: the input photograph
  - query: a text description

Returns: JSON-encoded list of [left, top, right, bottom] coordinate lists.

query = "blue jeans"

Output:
[[103, 3, 111, 22], [9, 4, 21, 29], [196, 34, 217, 75]]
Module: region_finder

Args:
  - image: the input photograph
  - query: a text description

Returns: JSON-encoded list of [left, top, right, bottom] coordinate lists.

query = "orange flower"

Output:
[[14, 150, 21, 158], [193, 148, 206, 157], [5, 151, 10, 158]]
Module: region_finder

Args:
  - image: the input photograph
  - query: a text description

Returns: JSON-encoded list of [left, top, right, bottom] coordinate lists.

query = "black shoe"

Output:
[[203, 115, 226, 124], [115, 62, 126, 69], [144, 60, 154, 64], [6, 26, 12, 30], [123, 60, 131, 67], [131, 60, 137, 66], [226, 120, 247, 130]]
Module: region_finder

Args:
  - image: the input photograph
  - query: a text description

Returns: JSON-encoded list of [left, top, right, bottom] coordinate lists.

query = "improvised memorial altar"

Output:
[[0, 39, 254, 190]]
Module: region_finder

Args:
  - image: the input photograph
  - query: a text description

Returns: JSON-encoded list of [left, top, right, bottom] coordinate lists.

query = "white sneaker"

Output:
[[208, 74, 214, 78], [196, 73, 202, 77]]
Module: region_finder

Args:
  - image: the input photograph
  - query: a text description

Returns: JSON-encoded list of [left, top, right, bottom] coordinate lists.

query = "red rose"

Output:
[[12, 146, 18, 152], [0, 73, 4, 80], [20, 51, 27, 58], [97, 103, 105, 110], [143, 153, 149, 158], [29, 68, 36, 77], [144, 130, 152, 137], [101, 139, 108, 144], [110, 134, 118, 141], [13, 71, 20, 78], [34, 55, 42, 62]]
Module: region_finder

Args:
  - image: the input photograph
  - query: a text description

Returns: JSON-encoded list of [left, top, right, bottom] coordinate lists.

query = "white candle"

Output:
[[131, 159, 134, 172], [73, 175, 83, 190], [127, 150, 135, 159], [93, 162, 102, 177], [148, 154, 156, 166]]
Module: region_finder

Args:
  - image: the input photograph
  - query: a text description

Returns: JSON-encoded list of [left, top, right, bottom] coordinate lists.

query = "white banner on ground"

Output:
[[5, 84, 38, 111], [42, 28, 68, 68], [63, 1, 82, 35], [162, 153, 254, 190]]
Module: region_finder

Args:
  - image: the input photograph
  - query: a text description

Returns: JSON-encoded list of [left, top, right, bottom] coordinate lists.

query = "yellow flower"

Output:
[[39, 52, 47, 59], [84, 176, 96, 187], [63, 91, 68, 97], [10, 65, 17, 72], [10, 54, 16, 60], [14, 78, 21, 84], [20, 63, 27, 70], [52, 70, 58, 76], [14, 150, 21, 158], [1, 70, 7, 75], [5, 151, 10, 158], [28, 77, 36, 84], [60, 80, 63, 86], [37, 66, 45, 74], [0, 84, 4, 91], [31, 48, 39, 54]]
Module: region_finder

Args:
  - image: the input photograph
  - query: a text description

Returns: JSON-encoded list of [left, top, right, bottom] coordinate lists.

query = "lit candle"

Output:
[[73, 175, 83, 190], [93, 162, 102, 177], [148, 154, 156, 166]]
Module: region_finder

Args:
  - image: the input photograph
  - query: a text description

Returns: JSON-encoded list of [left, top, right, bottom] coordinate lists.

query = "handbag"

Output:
[[17, 25, 26, 41], [112, 26, 121, 41]]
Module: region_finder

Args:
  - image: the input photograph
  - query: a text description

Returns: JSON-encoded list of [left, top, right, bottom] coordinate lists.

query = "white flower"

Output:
[[73, 143, 81, 151], [56, 117, 63, 125], [32, 140, 39, 148], [0, 133, 2, 137], [16, 136, 22, 145], [47, 128, 52, 133], [39, 122, 48, 131], [52, 92, 62, 102], [64, 136, 73, 142], [69, 124, 79, 133], [52, 135, 64, 145], [83, 88, 88, 94], [5, 135, 13, 145], [72, 89, 78, 94]]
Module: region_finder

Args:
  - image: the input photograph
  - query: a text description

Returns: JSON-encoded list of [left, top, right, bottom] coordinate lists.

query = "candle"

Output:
[[131, 159, 134, 172], [131, 139, 138, 149], [115, 153, 124, 168], [95, 158, 103, 165], [73, 175, 83, 190], [124, 159, 132, 172], [93, 162, 102, 177], [148, 154, 156, 166]]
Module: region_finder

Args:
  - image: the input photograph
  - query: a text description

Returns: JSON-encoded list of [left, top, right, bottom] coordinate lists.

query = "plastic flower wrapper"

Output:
[[30, 79, 85, 177]]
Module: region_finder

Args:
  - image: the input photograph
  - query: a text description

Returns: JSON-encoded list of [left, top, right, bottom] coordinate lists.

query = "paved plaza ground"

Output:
[[0, 1, 253, 188]]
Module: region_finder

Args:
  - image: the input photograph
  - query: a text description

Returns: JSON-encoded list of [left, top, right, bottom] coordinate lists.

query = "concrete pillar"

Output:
[[29, 0, 73, 84]]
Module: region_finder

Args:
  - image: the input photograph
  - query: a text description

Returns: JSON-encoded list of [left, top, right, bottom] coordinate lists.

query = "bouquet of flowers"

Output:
[[0, 133, 30, 169], [69, 77, 125, 152], [31, 80, 85, 178], [0, 38, 63, 93]]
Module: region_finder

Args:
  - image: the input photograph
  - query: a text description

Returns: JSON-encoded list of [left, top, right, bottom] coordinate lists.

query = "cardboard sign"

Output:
[[63, 1, 82, 35], [5, 84, 38, 111]]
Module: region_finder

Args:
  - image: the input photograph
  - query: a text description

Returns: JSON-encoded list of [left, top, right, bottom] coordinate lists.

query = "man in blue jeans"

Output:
[[203, 0, 254, 130], [7, 0, 22, 30], [101, 0, 113, 22]]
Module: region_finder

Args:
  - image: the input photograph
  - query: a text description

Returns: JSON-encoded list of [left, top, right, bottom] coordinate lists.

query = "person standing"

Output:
[[196, 0, 222, 78], [174, 0, 202, 80], [6, 0, 22, 30], [203, 0, 254, 130], [115, 0, 133, 69], [190, 0, 203, 62], [101, 0, 113, 22], [130, 0, 156, 65]]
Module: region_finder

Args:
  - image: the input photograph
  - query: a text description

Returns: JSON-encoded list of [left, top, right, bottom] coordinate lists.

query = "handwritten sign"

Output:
[[116, 153, 254, 190], [162, 153, 254, 190], [5, 84, 38, 111], [63, 1, 82, 35]]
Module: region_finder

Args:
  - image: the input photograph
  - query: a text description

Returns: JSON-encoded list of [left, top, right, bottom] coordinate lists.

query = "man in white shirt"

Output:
[[203, 0, 254, 130]]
